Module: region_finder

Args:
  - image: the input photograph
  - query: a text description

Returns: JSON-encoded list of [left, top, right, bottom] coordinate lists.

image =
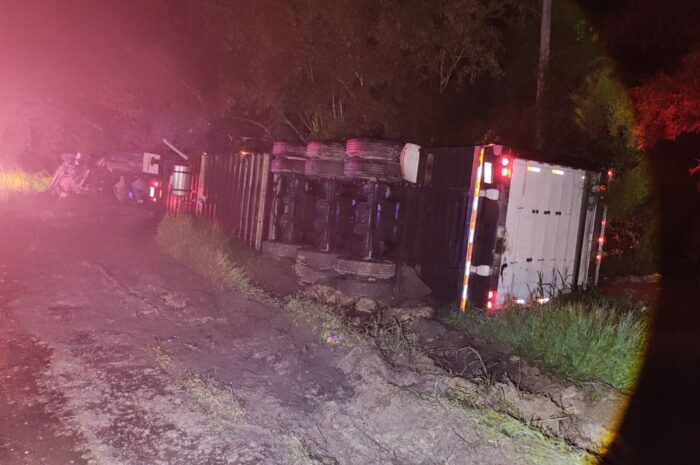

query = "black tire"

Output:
[[343, 158, 402, 182], [296, 248, 338, 270], [345, 138, 402, 162], [304, 159, 346, 178], [262, 240, 301, 259], [272, 141, 307, 159], [306, 141, 346, 161], [271, 158, 306, 174], [334, 257, 396, 280], [331, 275, 394, 299], [293, 263, 336, 284]]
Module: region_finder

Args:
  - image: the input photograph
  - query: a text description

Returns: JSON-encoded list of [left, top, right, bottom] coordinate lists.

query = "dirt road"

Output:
[[0, 196, 585, 465]]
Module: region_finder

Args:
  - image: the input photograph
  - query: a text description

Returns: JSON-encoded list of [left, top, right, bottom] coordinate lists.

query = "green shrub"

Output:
[[445, 298, 647, 390]]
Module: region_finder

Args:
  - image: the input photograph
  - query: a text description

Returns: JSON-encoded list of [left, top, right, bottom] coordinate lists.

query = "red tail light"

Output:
[[499, 157, 512, 179], [486, 290, 497, 311]]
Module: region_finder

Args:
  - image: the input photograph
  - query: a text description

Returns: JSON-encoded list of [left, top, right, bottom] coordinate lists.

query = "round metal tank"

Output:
[[170, 164, 192, 197]]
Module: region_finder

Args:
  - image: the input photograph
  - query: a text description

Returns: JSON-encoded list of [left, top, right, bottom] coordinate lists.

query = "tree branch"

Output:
[[439, 47, 466, 93], [231, 116, 274, 141], [280, 112, 307, 143], [690, 159, 700, 176]]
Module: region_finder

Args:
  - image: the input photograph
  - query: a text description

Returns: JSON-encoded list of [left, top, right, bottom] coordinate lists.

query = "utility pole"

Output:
[[535, 0, 552, 151]]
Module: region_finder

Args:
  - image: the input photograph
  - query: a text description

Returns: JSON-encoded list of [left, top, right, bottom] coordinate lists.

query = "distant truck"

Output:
[[401, 144, 608, 310]]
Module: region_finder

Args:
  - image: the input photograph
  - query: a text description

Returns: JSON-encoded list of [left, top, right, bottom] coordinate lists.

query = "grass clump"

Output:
[[182, 371, 247, 422], [151, 342, 247, 422], [157, 214, 269, 302], [288, 437, 328, 465], [473, 408, 595, 465], [444, 299, 647, 390], [438, 386, 594, 464], [286, 296, 365, 347], [0, 167, 51, 199]]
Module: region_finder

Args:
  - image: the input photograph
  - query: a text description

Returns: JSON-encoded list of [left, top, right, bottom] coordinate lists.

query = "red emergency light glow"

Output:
[[607, 169, 614, 180]]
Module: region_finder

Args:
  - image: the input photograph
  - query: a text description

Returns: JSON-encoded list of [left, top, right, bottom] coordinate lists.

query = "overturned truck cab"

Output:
[[401, 144, 608, 310]]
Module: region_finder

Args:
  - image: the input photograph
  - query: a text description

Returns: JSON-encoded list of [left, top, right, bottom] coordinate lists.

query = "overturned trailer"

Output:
[[400, 144, 607, 310], [165, 141, 607, 310]]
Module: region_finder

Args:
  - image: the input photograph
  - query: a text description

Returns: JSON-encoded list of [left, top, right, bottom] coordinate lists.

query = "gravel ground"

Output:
[[0, 196, 587, 465]]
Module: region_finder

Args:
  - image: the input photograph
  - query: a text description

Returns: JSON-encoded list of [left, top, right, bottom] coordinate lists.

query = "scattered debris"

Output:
[[354, 297, 378, 314], [383, 304, 435, 323]]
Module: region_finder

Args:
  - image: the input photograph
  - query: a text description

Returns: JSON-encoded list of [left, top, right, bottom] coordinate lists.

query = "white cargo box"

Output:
[[497, 159, 599, 305]]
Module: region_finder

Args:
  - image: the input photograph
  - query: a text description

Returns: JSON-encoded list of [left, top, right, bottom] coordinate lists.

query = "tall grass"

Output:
[[0, 167, 51, 199], [445, 300, 648, 390], [156, 214, 269, 301]]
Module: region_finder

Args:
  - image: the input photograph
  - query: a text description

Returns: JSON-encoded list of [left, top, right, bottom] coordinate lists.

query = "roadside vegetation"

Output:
[[157, 214, 271, 302], [0, 167, 51, 200], [286, 296, 365, 347], [157, 213, 647, 391], [444, 294, 648, 390], [157, 213, 600, 462]]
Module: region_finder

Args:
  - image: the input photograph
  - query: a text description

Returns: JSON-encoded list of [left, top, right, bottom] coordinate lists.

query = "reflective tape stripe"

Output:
[[460, 147, 486, 312]]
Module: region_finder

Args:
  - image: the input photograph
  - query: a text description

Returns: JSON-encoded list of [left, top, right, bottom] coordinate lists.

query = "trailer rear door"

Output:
[[498, 160, 588, 304]]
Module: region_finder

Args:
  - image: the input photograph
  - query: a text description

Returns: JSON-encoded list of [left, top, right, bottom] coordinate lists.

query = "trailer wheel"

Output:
[[271, 158, 306, 174], [343, 159, 401, 182], [272, 141, 307, 159], [345, 138, 402, 162], [296, 248, 338, 270], [262, 240, 301, 259], [304, 159, 346, 178], [293, 263, 336, 284], [334, 257, 396, 280], [331, 275, 394, 299], [306, 141, 347, 161]]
